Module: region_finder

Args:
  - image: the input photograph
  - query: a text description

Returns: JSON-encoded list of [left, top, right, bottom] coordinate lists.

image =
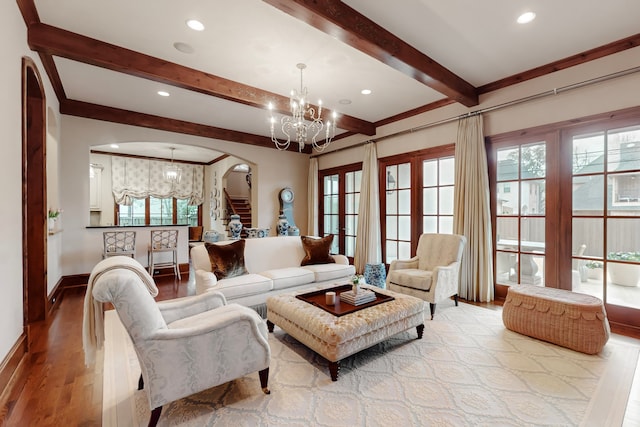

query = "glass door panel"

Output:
[[385, 163, 411, 264], [323, 174, 340, 254], [571, 125, 640, 310]]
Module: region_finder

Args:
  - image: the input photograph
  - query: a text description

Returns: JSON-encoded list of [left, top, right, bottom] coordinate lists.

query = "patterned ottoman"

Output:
[[266, 285, 425, 380], [502, 285, 610, 354]]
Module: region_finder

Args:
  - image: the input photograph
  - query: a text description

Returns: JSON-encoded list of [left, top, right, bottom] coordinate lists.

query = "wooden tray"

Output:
[[296, 284, 394, 317]]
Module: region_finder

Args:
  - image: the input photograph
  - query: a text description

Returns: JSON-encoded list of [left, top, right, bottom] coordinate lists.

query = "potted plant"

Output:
[[607, 252, 640, 287], [48, 208, 62, 231], [585, 260, 603, 280]]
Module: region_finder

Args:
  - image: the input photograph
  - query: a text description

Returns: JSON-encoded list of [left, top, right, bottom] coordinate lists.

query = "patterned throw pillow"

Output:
[[300, 235, 336, 266], [205, 240, 248, 280]]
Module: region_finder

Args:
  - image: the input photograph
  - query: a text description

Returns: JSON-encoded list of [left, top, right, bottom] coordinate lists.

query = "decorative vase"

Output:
[[48, 218, 56, 231], [203, 230, 220, 243], [277, 214, 289, 237], [228, 214, 243, 240]]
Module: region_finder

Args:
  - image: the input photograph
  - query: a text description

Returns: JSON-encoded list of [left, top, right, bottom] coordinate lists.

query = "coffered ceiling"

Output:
[[19, 0, 640, 159]]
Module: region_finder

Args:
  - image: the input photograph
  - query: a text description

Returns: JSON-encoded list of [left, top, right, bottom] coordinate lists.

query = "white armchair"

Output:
[[90, 261, 271, 427], [386, 233, 467, 320]]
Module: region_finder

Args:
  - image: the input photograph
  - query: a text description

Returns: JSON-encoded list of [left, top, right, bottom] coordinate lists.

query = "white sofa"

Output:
[[191, 236, 356, 313]]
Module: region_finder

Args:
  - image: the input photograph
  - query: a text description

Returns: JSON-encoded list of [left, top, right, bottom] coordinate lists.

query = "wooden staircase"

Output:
[[224, 189, 251, 237]]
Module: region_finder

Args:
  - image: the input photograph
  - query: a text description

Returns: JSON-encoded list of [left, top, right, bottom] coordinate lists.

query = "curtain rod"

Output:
[[311, 65, 640, 158]]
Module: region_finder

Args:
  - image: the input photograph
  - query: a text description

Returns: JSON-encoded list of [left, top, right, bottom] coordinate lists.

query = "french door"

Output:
[[319, 164, 361, 259], [490, 108, 640, 329]]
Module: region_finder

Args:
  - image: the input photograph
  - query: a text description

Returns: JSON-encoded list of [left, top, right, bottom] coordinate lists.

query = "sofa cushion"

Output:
[[214, 273, 273, 299], [259, 267, 315, 290], [302, 263, 356, 282], [205, 240, 248, 280], [387, 269, 433, 291], [300, 235, 335, 266]]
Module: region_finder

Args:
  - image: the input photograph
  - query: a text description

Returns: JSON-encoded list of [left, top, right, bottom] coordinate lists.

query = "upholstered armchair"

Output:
[[90, 260, 271, 427], [386, 233, 467, 320]]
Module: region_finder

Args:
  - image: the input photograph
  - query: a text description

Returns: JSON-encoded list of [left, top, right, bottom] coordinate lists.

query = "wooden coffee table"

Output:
[[266, 284, 425, 381]]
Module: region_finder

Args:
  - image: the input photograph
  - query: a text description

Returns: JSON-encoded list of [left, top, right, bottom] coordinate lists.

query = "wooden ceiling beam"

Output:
[[28, 23, 376, 136], [263, 0, 478, 107], [61, 99, 312, 154]]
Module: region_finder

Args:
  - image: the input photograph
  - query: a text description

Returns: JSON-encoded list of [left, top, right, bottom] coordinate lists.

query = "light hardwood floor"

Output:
[[1, 271, 638, 426]]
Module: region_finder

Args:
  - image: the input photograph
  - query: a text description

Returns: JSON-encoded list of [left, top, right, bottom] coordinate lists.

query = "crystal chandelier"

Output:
[[268, 63, 337, 152], [164, 147, 182, 184]]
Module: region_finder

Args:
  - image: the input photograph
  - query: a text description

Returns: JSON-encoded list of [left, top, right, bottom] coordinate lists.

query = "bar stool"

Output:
[[148, 229, 181, 280], [102, 231, 136, 259]]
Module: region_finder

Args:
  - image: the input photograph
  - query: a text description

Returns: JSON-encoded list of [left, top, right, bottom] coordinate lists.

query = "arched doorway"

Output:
[[22, 57, 47, 324]]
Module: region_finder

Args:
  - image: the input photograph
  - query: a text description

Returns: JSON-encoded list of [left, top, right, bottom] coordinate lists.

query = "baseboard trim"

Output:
[[0, 331, 28, 420]]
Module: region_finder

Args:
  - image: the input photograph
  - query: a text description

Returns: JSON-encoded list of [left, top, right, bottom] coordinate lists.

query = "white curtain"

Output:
[[112, 156, 204, 206], [307, 157, 319, 236], [354, 143, 382, 273], [453, 114, 494, 302]]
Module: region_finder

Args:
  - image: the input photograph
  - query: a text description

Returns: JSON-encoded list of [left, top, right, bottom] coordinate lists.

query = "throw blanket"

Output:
[[82, 256, 158, 366]]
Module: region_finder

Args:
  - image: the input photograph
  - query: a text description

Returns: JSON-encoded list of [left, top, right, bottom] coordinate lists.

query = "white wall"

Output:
[[0, 3, 60, 362]]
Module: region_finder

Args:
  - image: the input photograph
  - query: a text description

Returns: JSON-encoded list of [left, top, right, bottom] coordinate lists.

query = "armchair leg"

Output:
[[259, 368, 270, 394], [429, 303, 436, 320], [148, 406, 162, 427], [454, 294, 459, 306], [138, 374, 144, 390]]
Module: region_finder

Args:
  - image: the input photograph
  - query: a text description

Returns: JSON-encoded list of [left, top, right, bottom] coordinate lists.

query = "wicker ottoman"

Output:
[[266, 286, 424, 380], [502, 285, 610, 354]]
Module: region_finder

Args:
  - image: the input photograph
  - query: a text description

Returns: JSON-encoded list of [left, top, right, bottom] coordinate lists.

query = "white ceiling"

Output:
[[34, 0, 640, 161]]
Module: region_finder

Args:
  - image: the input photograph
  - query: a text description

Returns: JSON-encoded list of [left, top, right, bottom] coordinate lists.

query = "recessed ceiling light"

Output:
[[361, 89, 372, 95], [110, 144, 119, 149], [517, 12, 536, 24], [186, 19, 205, 31], [173, 42, 194, 54], [157, 91, 170, 97], [339, 99, 352, 105]]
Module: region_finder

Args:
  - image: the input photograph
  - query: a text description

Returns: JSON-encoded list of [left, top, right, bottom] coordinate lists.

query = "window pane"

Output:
[[398, 163, 411, 188], [521, 143, 546, 179], [386, 217, 397, 240], [439, 186, 454, 215], [423, 160, 437, 186], [386, 165, 397, 193], [572, 217, 603, 259], [439, 216, 453, 234], [496, 217, 518, 250], [608, 173, 640, 215], [386, 241, 397, 264], [398, 216, 411, 241], [497, 148, 519, 181], [607, 218, 640, 255], [607, 126, 640, 173], [573, 132, 605, 174], [521, 179, 545, 215], [497, 181, 519, 215], [573, 175, 604, 215], [398, 189, 411, 215], [423, 216, 437, 233], [345, 236, 355, 258], [345, 194, 355, 214], [423, 188, 437, 215], [386, 191, 397, 215], [398, 241, 412, 260], [439, 157, 455, 185]]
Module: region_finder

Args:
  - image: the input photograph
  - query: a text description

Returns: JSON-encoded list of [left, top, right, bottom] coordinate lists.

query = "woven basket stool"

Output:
[[502, 285, 610, 354]]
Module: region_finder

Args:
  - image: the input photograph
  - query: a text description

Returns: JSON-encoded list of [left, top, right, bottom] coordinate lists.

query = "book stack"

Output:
[[339, 289, 376, 306]]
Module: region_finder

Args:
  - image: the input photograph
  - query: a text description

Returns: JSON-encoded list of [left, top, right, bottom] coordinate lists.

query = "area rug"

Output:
[[102, 301, 639, 427]]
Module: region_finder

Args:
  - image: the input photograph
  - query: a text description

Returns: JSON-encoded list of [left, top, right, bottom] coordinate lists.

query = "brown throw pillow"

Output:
[[205, 240, 248, 281], [300, 235, 336, 266]]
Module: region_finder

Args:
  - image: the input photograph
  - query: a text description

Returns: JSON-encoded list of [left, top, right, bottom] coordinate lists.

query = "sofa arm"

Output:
[[388, 256, 419, 272], [195, 269, 218, 294], [431, 261, 461, 301], [158, 291, 227, 324], [333, 254, 349, 265]]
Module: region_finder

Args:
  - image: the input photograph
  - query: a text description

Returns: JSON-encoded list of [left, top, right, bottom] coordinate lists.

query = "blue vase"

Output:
[[228, 214, 243, 240], [277, 214, 289, 236]]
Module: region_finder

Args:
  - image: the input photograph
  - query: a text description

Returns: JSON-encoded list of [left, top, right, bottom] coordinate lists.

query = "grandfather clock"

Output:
[[278, 187, 299, 235]]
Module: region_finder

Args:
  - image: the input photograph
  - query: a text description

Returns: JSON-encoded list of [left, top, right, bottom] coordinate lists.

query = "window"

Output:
[[380, 146, 456, 265], [117, 197, 200, 226], [319, 164, 362, 259]]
